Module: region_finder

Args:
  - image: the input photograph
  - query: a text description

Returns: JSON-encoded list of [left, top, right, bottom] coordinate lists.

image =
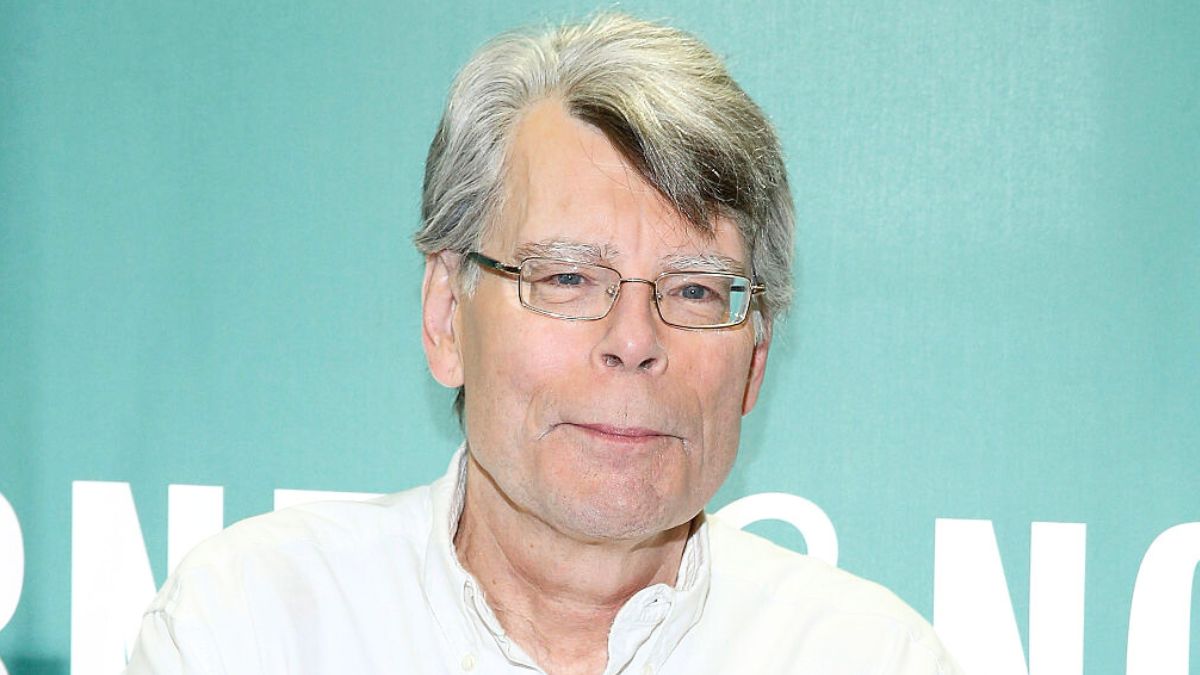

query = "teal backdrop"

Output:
[[1, 1, 1197, 673]]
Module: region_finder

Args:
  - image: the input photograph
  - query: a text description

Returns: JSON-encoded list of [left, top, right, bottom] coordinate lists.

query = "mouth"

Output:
[[564, 422, 674, 444]]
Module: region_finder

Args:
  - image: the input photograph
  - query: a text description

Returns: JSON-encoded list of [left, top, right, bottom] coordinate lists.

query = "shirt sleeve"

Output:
[[124, 608, 187, 675], [122, 572, 234, 675], [878, 622, 967, 675]]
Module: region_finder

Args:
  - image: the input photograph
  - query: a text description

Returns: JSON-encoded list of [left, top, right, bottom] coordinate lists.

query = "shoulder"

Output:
[[127, 484, 448, 670], [703, 515, 961, 674], [146, 484, 434, 615], [707, 514, 916, 617], [190, 485, 433, 568]]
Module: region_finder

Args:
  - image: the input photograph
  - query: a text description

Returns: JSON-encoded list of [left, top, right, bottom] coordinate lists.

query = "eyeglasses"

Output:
[[466, 251, 765, 329]]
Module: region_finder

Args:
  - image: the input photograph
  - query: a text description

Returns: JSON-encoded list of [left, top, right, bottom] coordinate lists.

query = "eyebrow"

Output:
[[660, 253, 747, 275], [514, 239, 618, 263], [513, 238, 746, 275]]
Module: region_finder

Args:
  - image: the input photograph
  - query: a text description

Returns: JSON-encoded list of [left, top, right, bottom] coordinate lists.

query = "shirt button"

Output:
[[461, 653, 477, 671], [641, 665, 653, 675]]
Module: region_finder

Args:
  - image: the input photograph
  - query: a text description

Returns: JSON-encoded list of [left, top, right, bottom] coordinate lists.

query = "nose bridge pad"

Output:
[[609, 278, 659, 312], [604, 277, 672, 329]]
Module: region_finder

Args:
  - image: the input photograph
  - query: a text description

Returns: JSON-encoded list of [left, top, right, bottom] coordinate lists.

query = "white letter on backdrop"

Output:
[[0, 492, 25, 675], [71, 481, 157, 675], [1028, 522, 1087, 675], [167, 484, 224, 573], [934, 519, 1087, 675], [714, 492, 838, 566], [934, 519, 1027, 675], [1126, 521, 1200, 675]]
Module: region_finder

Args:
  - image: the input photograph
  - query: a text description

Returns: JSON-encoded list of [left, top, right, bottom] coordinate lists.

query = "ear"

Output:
[[741, 322, 772, 415], [422, 252, 465, 388]]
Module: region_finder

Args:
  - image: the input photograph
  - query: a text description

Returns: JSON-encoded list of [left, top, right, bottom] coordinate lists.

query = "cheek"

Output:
[[689, 334, 755, 463], [460, 297, 580, 429], [689, 334, 755, 413]]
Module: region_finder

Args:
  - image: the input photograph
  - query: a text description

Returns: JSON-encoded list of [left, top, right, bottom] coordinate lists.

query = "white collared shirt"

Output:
[[125, 449, 962, 674]]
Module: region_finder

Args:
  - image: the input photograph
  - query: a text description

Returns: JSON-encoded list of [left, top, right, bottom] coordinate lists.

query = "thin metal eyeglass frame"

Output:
[[465, 251, 766, 329]]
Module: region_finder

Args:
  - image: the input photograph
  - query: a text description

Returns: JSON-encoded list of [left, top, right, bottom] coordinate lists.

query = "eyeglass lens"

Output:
[[517, 258, 750, 327]]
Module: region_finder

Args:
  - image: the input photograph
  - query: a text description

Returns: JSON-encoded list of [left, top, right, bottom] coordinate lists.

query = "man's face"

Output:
[[427, 99, 770, 543]]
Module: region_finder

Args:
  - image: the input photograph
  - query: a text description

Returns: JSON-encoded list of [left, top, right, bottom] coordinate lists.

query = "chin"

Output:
[[538, 454, 710, 541], [546, 490, 695, 542]]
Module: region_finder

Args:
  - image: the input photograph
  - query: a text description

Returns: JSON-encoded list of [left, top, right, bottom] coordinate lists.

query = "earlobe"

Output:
[[741, 324, 771, 415], [422, 252, 465, 388]]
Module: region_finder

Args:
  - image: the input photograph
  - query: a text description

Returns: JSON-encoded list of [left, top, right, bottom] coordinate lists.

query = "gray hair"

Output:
[[415, 13, 794, 418]]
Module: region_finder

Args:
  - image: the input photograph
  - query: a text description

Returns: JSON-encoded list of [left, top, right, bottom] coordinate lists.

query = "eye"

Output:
[[679, 283, 714, 301], [551, 272, 586, 286]]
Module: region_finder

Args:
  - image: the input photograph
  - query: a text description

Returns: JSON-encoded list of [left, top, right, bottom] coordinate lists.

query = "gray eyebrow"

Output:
[[660, 253, 747, 275], [514, 239, 619, 263], [513, 239, 746, 275]]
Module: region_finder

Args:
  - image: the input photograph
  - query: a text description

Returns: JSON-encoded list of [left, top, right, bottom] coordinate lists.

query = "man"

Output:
[[127, 14, 962, 674]]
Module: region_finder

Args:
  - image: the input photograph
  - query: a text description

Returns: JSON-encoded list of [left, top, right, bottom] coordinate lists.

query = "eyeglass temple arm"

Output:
[[466, 251, 521, 276]]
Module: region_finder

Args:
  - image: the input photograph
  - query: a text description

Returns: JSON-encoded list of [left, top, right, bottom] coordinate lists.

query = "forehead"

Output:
[[489, 99, 746, 266]]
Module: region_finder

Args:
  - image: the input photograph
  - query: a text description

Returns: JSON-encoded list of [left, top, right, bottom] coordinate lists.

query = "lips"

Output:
[[564, 422, 674, 443]]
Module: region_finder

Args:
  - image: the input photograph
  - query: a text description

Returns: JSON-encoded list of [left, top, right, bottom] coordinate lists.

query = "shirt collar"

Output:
[[420, 445, 478, 658], [422, 445, 711, 672]]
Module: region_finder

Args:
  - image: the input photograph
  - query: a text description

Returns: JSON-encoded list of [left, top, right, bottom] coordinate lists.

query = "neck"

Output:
[[454, 453, 691, 675]]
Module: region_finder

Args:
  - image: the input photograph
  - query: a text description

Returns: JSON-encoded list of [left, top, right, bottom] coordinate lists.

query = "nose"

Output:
[[592, 279, 668, 374]]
